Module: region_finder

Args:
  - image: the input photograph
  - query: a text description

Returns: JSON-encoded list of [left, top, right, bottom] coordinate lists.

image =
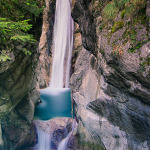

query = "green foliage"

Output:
[[0, 0, 44, 21], [103, 0, 130, 21], [123, 28, 138, 47], [80, 141, 105, 150], [10, 34, 36, 43], [0, 50, 11, 62], [111, 21, 124, 33], [139, 56, 150, 73], [0, 18, 35, 62], [103, 2, 118, 21], [0, 18, 35, 44], [121, 9, 126, 18], [128, 40, 150, 53], [22, 48, 32, 55], [0, 18, 32, 32], [125, 0, 146, 17], [114, 0, 130, 10], [131, 15, 147, 26], [0, 0, 45, 62], [102, 0, 146, 27], [92, 0, 96, 4], [99, 48, 105, 56]]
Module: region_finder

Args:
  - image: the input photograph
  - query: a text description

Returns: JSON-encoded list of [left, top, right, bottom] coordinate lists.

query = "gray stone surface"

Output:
[[38, 0, 56, 88], [31, 118, 78, 150], [71, 0, 150, 149], [72, 0, 97, 55]]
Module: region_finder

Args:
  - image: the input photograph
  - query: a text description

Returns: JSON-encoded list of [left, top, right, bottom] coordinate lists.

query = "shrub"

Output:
[[0, 0, 45, 62], [0, 18, 35, 44], [0, 0, 44, 21]]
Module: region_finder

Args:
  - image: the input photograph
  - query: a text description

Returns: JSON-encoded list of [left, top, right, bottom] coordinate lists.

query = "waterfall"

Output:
[[51, 0, 74, 148], [35, 0, 74, 149], [50, 0, 74, 88], [36, 125, 51, 150], [58, 121, 76, 150]]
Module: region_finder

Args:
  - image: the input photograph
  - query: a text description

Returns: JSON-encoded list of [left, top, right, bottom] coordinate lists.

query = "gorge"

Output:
[[0, 0, 150, 150]]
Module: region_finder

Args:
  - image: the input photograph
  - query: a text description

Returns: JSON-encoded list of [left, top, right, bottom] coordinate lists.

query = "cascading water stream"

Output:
[[36, 125, 51, 150], [58, 121, 76, 150], [50, 0, 74, 88], [35, 0, 74, 149]]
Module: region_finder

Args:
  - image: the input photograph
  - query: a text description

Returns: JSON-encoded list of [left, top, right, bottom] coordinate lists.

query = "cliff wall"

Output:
[[71, 0, 150, 149]]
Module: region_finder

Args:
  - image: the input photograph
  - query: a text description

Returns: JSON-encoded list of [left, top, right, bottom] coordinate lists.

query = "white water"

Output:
[[58, 121, 76, 150], [50, 0, 74, 88], [36, 125, 51, 150], [52, 0, 74, 148], [36, 0, 74, 149]]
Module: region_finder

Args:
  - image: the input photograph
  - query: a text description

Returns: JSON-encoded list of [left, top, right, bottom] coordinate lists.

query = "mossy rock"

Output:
[[80, 141, 105, 150], [99, 48, 105, 56], [111, 21, 124, 33]]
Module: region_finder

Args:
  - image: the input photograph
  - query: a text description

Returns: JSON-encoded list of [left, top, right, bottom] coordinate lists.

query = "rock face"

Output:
[[32, 118, 78, 150], [0, 43, 39, 150], [71, 0, 150, 149], [0, 0, 55, 149], [0, 0, 150, 149], [38, 0, 56, 88], [72, 0, 96, 55]]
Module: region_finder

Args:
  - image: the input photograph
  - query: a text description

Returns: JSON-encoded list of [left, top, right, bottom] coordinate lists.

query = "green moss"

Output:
[[99, 48, 105, 56], [140, 57, 143, 61], [125, 0, 146, 18], [139, 65, 146, 72], [80, 141, 105, 150], [99, 25, 103, 32], [146, 58, 150, 66], [103, 0, 131, 22], [139, 56, 150, 73], [128, 39, 150, 53], [100, 0, 147, 34], [77, 77, 82, 82], [98, 2, 102, 8], [121, 9, 126, 18], [123, 28, 138, 46], [111, 21, 124, 33], [103, 0, 146, 26], [132, 15, 147, 26]]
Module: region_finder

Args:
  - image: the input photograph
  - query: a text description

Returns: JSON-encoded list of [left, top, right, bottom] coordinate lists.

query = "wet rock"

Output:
[[31, 118, 78, 150]]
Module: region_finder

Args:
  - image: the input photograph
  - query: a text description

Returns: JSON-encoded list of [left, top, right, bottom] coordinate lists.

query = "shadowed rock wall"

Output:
[[0, 0, 56, 149]]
